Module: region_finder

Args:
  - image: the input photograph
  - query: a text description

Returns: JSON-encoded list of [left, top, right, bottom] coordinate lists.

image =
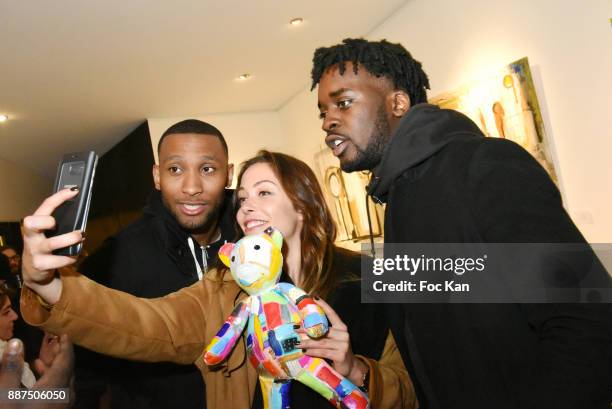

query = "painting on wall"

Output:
[[314, 148, 384, 242], [429, 57, 558, 183]]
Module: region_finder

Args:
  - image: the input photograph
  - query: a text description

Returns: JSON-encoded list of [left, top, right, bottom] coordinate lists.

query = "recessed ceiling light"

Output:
[[237, 73, 251, 80], [290, 18, 303, 26], [0, 115, 8, 122]]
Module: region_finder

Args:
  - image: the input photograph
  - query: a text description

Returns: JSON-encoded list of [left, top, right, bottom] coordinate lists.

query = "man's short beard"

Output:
[[162, 196, 222, 235], [341, 105, 392, 173]]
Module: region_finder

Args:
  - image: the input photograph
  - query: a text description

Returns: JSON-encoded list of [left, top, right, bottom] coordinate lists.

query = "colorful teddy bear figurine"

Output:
[[204, 227, 370, 409]]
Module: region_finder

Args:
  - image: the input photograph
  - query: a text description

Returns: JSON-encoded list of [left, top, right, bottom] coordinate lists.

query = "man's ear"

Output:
[[389, 91, 410, 118], [226, 163, 234, 188], [153, 164, 161, 190]]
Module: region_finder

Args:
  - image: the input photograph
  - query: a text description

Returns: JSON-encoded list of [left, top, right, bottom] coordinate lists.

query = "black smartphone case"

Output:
[[48, 151, 98, 256]]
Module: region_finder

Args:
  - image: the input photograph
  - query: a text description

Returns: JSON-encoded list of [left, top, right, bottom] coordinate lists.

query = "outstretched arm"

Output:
[[20, 272, 213, 365], [204, 299, 250, 365], [276, 282, 328, 338], [19, 189, 240, 366]]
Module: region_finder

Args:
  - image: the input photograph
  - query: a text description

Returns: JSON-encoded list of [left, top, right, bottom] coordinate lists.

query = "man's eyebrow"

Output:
[[162, 155, 219, 162], [329, 88, 351, 98]]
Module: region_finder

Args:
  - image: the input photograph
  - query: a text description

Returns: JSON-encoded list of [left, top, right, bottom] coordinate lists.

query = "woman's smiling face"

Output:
[[236, 162, 303, 241]]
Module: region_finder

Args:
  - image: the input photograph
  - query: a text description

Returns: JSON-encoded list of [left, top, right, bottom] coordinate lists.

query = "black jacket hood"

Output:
[[367, 103, 483, 203]]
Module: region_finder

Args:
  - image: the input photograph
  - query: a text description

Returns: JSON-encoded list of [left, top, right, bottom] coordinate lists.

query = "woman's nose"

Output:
[[240, 198, 255, 213]]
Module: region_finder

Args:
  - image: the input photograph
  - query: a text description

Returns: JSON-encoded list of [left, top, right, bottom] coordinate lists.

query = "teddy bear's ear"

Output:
[[264, 227, 283, 249], [218, 242, 235, 267]]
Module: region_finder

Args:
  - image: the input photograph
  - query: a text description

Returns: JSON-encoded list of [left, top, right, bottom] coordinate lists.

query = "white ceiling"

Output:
[[0, 0, 408, 177]]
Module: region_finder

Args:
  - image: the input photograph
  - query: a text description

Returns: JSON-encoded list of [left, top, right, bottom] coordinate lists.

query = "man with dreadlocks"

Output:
[[312, 38, 612, 409]]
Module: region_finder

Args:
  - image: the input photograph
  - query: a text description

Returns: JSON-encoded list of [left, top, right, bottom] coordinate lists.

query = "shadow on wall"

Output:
[[85, 121, 155, 253]]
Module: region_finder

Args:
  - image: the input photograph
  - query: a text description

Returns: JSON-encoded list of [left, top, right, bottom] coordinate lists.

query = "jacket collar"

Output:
[[367, 103, 483, 203]]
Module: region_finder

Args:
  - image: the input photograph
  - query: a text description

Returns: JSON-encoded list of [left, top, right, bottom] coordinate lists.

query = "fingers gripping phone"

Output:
[[47, 151, 98, 256]]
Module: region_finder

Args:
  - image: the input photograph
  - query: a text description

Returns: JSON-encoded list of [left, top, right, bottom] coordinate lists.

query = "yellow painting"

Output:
[[314, 148, 383, 242], [429, 57, 558, 183]]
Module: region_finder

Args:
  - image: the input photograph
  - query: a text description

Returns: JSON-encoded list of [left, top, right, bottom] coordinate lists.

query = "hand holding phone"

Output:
[[46, 151, 98, 256]]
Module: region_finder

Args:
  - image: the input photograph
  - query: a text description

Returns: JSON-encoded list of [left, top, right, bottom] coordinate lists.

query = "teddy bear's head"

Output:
[[218, 227, 284, 295]]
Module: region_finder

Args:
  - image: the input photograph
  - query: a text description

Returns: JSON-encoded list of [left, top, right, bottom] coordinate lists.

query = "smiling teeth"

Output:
[[184, 204, 201, 210], [333, 139, 343, 147], [246, 220, 267, 229]]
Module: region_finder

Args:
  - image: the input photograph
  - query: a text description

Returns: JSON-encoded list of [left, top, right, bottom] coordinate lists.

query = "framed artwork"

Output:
[[429, 57, 558, 183], [314, 148, 383, 242]]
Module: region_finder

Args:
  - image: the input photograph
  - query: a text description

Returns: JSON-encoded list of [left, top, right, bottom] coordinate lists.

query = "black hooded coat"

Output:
[[368, 104, 612, 409]]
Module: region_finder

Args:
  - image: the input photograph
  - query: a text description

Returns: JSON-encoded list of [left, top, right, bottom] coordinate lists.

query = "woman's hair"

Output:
[[235, 150, 338, 299]]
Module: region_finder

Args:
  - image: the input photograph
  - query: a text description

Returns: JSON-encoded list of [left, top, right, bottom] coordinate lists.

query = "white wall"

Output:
[[0, 158, 51, 221], [148, 111, 284, 187], [278, 0, 612, 243], [278, 90, 323, 165]]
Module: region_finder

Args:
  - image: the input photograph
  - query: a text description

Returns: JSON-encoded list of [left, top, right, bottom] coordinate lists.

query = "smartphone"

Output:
[[47, 151, 98, 256]]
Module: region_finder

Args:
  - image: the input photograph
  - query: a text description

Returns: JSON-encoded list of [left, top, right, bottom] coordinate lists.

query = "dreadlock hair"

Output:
[[311, 38, 430, 105]]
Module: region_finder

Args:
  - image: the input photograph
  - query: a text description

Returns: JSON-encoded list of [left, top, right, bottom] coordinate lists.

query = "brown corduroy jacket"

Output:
[[21, 267, 416, 409]]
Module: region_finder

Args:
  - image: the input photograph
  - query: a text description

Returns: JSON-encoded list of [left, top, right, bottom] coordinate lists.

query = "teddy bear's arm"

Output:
[[275, 282, 329, 339], [203, 299, 250, 365]]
